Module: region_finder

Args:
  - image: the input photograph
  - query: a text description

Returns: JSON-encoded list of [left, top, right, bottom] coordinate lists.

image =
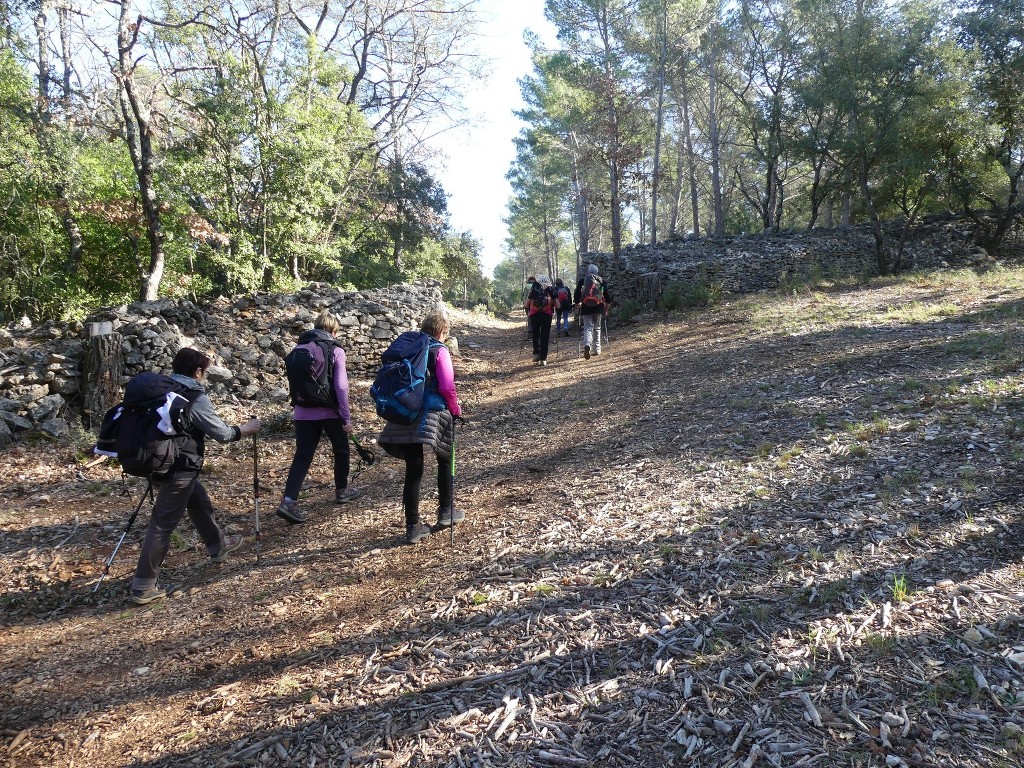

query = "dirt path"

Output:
[[4, 278, 1024, 767]]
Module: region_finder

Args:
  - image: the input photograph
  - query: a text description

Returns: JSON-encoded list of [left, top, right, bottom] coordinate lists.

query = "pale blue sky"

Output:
[[428, 1, 556, 276]]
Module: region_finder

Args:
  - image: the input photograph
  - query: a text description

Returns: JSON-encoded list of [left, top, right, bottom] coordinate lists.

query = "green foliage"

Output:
[[658, 271, 725, 310]]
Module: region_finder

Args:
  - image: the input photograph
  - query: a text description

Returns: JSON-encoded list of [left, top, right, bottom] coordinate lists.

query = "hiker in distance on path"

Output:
[[575, 264, 613, 360], [277, 311, 361, 525], [131, 348, 260, 605], [522, 275, 536, 341], [527, 274, 556, 366], [554, 278, 573, 338], [379, 311, 463, 545]]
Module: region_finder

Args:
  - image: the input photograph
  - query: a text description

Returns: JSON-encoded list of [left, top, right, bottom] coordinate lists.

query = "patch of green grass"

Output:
[[83, 481, 112, 496], [923, 665, 981, 706], [890, 574, 910, 603], [902, 378, 923, 392], [169, 530, 188, 550], [848, 415, 890, 441], [274, 675, 302, 696], [848, 443, 870, 458], [883, 301, 960, 324], [777, 446, 803, 468], [469, 592, 489, 605], [948, 330, 1012, 359], [815, 579, 851, 606], [863, 632, 899, 659], [534, 583, 557, 596]]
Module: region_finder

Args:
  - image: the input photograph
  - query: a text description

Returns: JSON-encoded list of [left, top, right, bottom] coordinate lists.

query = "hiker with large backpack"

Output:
[[574, 263, 613, 360], [554, 278, 572, 338], [277, 311, 361, 525], [375, 311, 463, 545], [527, 274, 556, 366], [129, 348, 260, 605]]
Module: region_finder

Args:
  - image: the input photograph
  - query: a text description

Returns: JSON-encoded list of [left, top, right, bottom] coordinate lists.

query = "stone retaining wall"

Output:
[[0, 281, 444, 448], [582, 218, 988, 306]]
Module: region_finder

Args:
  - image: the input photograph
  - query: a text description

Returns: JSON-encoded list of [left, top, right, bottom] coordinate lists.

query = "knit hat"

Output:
[[587, 264, 599, 274], [537, 274, 552, 286]]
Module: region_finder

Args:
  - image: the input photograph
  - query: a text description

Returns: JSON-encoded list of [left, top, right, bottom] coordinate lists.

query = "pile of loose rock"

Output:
[[0, 281, 444, 448]]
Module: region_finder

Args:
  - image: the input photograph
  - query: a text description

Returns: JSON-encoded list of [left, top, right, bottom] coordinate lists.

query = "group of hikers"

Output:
[[105, 266, 612, 606], [523, 264, 613, 365], [112, 310, 461, 606]]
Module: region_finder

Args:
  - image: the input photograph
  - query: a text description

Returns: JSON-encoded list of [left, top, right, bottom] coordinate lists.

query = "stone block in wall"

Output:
[[30, 393, 65, 423], [39, 418, 69, 438], [1, 411, 32, 431], [206, 365, 233, 383]]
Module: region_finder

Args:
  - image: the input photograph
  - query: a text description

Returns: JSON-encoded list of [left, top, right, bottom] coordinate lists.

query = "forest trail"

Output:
[[4, 276, 1024, 767]]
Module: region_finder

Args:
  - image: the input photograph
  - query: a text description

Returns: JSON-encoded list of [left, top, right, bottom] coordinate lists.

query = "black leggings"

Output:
[[392, 443, 453, 525], [284, 418, 350, 499]]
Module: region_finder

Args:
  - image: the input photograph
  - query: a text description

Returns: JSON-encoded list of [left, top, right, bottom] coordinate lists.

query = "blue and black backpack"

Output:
[[370, 331, 441, 425]]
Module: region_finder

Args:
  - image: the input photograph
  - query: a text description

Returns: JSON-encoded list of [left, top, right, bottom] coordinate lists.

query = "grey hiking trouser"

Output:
[[583, 313, 603, 353], [132, 471, 226, 591]]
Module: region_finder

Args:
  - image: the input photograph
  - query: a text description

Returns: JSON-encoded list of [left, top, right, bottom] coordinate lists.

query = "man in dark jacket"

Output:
[[574, 264, 612, 360], [130, 348, 260, 605]]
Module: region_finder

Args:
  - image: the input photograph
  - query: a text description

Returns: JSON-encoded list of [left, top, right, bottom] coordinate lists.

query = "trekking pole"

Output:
[[253, 433, 262, 565], [450, 417, 459, 547], [94, 476, 153, 593], [602, 313, 611, 346], [350, 433, 377, 465]]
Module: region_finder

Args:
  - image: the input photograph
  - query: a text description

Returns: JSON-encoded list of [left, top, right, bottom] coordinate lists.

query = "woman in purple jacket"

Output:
[[277, 311, 360, 524]]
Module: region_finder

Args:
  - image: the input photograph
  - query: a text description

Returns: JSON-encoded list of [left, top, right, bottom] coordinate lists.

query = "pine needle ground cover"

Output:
[[3, 266, 1024, 767]]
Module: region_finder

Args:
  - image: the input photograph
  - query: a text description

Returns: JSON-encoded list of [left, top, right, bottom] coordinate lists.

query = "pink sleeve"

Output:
[[434, 346, 461, 417], [333, 347, 351, 423]]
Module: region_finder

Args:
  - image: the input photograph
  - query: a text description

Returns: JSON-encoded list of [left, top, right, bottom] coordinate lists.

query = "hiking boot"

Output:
[[436, 506, 466, 528], [406, 521, 432, 544], [276, 499, 307, 525], [584, 344, 591, 360], [539, 360, 547, 366], [210, 534, 243, 563], [335, 486, 361, 504], [532, 353, 540, 362], [130, 584, 175, 606]]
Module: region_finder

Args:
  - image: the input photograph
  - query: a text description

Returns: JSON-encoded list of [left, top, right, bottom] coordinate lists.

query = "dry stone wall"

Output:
[[583, 218, 988, 306], [0, 280, 444, 448]]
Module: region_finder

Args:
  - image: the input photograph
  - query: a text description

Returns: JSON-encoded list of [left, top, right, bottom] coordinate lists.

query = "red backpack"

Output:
[[580, 273, 605, 307], [555, 285, 571, 307]]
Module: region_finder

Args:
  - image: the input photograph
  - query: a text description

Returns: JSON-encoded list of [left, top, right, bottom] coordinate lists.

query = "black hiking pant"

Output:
[[283, 418, 350, 500], [390, 443, 453, 526], [530, 312, 553, 361], [132, 471, 225, 592]]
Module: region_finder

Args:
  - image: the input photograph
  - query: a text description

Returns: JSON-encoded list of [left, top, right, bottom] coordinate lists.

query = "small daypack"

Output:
[[94, 372, 194, 477], [555, 285, 571, 308], [284, 338, 338, 408], [529, 283, 553, 312], [370, 331, 439, 424], [581, 273, 605, 308]]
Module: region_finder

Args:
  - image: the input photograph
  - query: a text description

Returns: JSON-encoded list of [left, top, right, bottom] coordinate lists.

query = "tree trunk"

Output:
[[116, 0, 166, 301], [709, 47, 725, 237], [36, 2, 85, 278], [858, 156, 887, 274], [82, 327, 124, 432], [650, 0, 667, 245]]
